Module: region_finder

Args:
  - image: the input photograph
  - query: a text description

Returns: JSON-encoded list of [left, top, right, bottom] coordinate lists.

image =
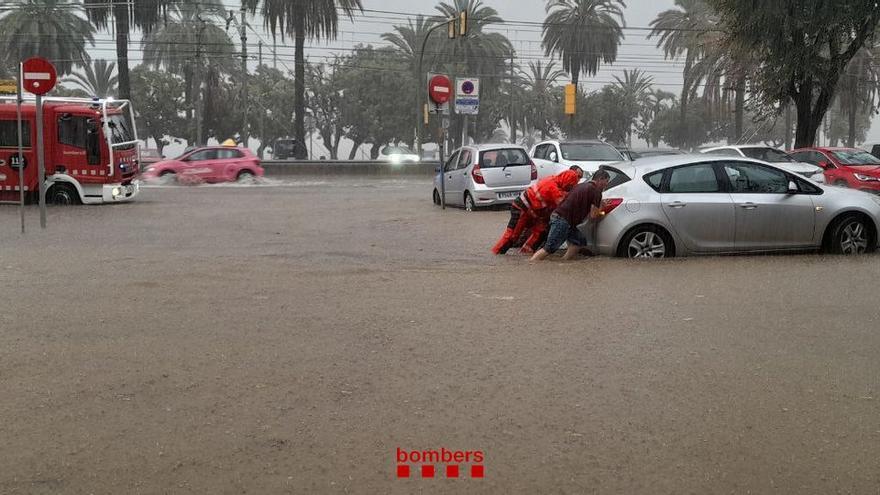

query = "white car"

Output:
[[701, 145, 825, 183], [379, 145, 420, 163], [530, 140, 627, 180]]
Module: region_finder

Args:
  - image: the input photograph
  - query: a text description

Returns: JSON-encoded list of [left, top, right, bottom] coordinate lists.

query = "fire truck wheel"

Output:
[[47, 183, 81, 206]]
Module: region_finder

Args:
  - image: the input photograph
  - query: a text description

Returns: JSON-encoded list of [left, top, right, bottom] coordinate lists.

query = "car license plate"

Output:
[[498, 191, 520, 200]]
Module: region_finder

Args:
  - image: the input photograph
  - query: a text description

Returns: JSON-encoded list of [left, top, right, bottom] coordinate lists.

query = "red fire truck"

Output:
[[0, 96, 140, 205]]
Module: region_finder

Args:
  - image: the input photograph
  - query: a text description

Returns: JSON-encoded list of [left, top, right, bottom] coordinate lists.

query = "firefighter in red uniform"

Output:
[[491, 167, 582, 255]]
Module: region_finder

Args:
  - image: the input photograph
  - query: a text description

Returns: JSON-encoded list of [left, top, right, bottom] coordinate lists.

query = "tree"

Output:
[[244, 0, 363, 159], [611, 68, 654, 146], [836, 43, 880, 147], [707, 0, 880, 147], [542, 0, 625, 88], [129, 65, 185, 155], [336, 46, 415, 159], [0, 0, 94, 75], [649, 0, 718, 142], [521, 61, 566, 140], [638, 89, 677, 147], [65, 59, 118, 97], [247, 66, 296, 158], [142, 3, 234, 145], [87, 0, 172, 100], [306, 62, 344, 159]]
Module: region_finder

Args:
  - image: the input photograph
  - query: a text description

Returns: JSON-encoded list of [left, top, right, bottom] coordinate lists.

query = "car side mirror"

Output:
[[787, 180, 798, 194], [818, 161, 830, 169]]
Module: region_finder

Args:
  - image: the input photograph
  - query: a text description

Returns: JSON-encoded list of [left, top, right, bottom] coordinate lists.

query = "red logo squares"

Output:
[[446, 465, 459, 478], [471, 465, 484, 478], [397, 465, 410, 478], [421, 465, 435, 478]]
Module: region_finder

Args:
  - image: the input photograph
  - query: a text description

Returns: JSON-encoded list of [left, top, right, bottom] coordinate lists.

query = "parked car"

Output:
[[379, 145, 420, 163], [433, 144, 536, 211], [271, 138, 298, 160], [701, 145, 824, 182], [628, 148, 686, 160], [790, 147, 880, 193], [870, 144, 880, 160], [530, 139, 626, 180], [141, 146, 264, 184], [582, 154, 880, 258]]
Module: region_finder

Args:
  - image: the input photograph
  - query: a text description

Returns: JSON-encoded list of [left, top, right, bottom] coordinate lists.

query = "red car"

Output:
[[141, 146, 263, 183], [790, 147, 880, 193]]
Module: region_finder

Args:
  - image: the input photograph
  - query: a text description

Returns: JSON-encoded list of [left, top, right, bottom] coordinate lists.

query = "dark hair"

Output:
[[592, 169, 611, 181], [568, 165, 584, 176]]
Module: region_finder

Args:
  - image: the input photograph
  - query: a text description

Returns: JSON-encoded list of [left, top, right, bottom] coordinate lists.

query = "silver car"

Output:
[[582, 155, 880, 258], [433, 144, 536, 211]]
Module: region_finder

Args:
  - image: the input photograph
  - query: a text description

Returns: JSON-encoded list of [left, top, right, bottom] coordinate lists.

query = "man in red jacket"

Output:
[[491, 167, 582, 255]]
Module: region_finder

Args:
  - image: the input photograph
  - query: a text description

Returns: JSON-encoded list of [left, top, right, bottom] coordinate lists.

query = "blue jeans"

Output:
[[543, 213, 587, 254]]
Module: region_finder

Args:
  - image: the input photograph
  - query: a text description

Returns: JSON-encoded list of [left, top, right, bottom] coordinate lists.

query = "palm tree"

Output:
[[435, 0, 513, 144], [542, 0, 625, 88], [612, 69, 654, 146], [244, 0, 363, 159], [87, 0, 173, 100], [65, 59, 118, 97], [522, 60, 567, 140], [638, 88, 676, 147], [143, 3, 234, 145], [0, 0, 94, 75], [648, 0, 717, 131]]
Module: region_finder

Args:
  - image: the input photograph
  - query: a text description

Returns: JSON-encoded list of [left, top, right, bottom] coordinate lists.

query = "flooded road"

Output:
[[2, 178, 880, 493]]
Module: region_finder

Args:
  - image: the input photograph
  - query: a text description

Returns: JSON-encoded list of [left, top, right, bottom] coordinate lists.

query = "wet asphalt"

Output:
[[1, 177, 880, 494]]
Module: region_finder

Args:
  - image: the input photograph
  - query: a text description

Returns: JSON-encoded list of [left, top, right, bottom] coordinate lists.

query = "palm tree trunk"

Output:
[[847, 83, 858, 147], [784, 102, 792, 150], [680, 51, 693, 126], [114, 0, 130, 99], [294, 17, 307, 159]]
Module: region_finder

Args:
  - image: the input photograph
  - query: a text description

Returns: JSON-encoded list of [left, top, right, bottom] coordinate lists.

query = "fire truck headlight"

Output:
[[112, 187, 121, 198]]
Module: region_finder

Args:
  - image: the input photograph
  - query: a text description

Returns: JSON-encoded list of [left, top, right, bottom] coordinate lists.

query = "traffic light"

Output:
[[564, 84, 576, 115], [460, 10, 468, 37]]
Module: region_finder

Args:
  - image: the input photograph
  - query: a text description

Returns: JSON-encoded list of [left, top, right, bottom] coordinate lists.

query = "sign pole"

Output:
[[36, 93, 46, 229], [439, 109, 446, 210], [16, 63, 25, 233]]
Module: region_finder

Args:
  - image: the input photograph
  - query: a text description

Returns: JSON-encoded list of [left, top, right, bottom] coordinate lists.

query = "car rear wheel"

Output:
[[432, 189, 441, 206], [619, 226, 674, 259], [47, 183, 80, 206], [829, 215, 874, 255], [464, 192, 475, 212]]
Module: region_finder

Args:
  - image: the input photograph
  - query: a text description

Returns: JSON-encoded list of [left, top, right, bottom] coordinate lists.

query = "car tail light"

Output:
[[530, 160, 537, 180], [472, 163, 485, 184], [600, 198, 623, 216]]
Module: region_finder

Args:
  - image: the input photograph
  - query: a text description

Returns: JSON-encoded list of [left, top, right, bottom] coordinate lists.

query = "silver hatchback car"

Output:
[[433, 144, 536, 211], [582, 155, 880, 257]]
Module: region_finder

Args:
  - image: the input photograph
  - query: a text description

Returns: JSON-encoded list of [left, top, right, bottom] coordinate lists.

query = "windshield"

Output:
[[479, 148, 529, 167], [831, 150, 880, 165], [560, 143, 623, 161], [107, 114, 135, 148], [740, 147, 795, 162]]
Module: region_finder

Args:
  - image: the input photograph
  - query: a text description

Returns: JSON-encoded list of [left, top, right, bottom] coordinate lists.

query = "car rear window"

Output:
[[479, 148, 529, 168], [601, 165, 631, 189]]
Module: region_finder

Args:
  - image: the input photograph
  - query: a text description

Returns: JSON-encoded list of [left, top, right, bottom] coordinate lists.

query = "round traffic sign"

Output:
[[428, 75, 452, 105], [461, 80, 475, 95], [22, 57, 57, 96]]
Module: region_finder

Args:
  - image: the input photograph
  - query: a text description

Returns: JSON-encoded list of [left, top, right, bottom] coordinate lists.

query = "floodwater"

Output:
[[2, 178, 880, 493]]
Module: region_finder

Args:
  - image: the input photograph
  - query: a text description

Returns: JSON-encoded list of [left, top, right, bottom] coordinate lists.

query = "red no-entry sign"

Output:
[[22, 57, 57, 95], [428, 75, 452, 105]]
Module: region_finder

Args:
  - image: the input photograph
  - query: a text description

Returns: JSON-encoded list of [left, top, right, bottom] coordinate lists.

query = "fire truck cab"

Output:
[[0, 96, 140, 205]]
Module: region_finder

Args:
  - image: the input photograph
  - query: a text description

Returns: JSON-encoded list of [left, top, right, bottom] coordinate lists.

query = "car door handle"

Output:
[[739, 202, 758, 209], [667, 201, 687, 208]]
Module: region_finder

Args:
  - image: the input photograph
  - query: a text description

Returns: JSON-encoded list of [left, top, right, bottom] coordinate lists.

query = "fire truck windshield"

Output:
[[107, 114, 134, 148]]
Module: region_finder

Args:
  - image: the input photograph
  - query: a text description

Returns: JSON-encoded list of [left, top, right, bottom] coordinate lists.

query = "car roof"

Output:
[[704, 144, 779, 151], [467, 143, 528, 151], [610, 153, 795, 177]]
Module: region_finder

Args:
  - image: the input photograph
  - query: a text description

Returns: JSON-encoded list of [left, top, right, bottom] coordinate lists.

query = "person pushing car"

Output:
[[530, 169, 611, 262], [491, 166, 583, 255]]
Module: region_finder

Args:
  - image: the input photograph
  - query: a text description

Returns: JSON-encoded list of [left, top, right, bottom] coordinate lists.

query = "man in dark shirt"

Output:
[[529, 169, 611, 262]]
